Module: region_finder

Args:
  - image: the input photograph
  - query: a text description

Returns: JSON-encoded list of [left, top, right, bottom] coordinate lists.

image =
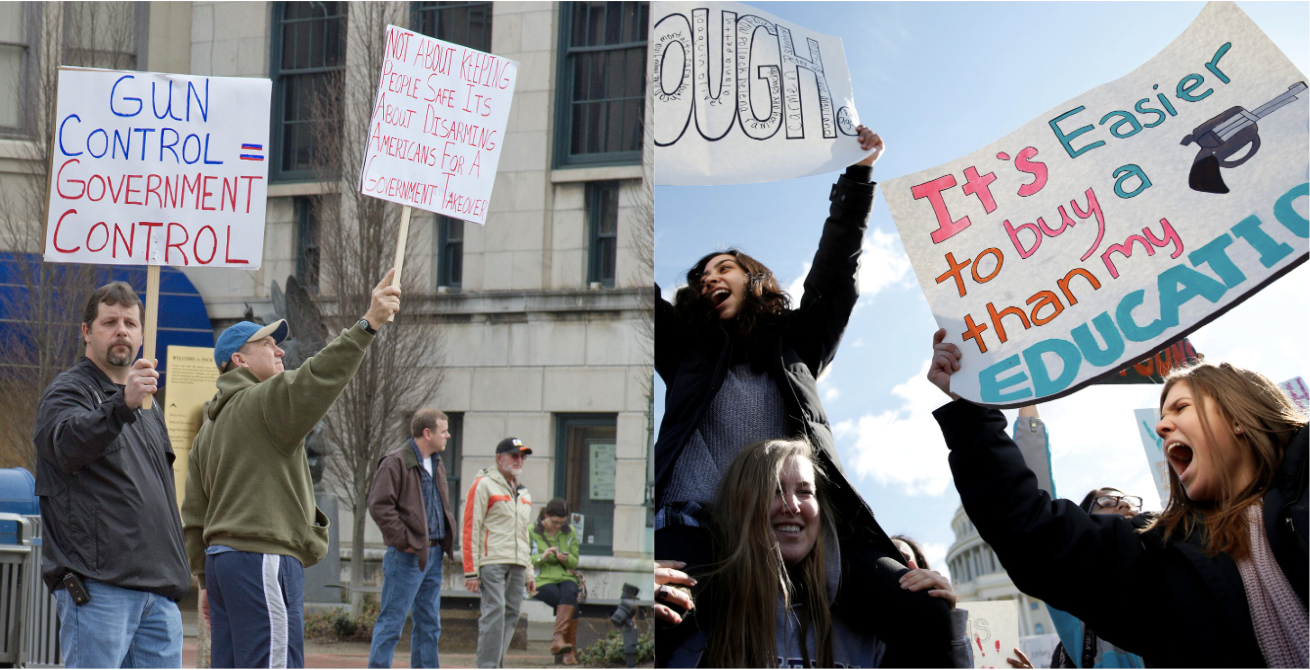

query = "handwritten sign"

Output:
[[884, 3, 1309, 407], [1133, 407, 1172, 508], [164, 345, 218, 510], [358, 25, 518, 225], [1101, 337, 1202, 385], [652, 1, 866, 185], [44, 67, 270, 267], [959, 600, 1021, 669], [1279, 376, 1309, 412]]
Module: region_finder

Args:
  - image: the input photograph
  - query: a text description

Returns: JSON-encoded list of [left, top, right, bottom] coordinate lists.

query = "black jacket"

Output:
[[33, 357, 192, 600], [937, 399, 1309, 668], [656, 168, 958, 667]]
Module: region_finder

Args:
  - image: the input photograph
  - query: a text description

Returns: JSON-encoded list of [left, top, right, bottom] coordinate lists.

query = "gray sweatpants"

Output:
[[475, 564, 526, 668]]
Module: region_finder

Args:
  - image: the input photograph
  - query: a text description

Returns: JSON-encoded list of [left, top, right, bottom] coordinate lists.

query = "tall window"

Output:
[[555, 415, 618, 556], [555, 2, 648, 167], [439, 412, 464, 542], [586, 181, 619, 288], [63, 2, 143, 71], [295, 197, 320, 291], [271, 2, 346, 181], [0, 3, 29, 134], [414, 1, 492, 51], [437, 216, 464, 290]]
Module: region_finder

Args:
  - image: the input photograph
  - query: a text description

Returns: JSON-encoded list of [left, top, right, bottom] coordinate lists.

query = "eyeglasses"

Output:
[[1095, 495, 1142, 510]]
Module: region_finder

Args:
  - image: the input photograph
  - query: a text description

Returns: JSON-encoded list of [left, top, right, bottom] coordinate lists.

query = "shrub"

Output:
[[577, 630, 654, 667]]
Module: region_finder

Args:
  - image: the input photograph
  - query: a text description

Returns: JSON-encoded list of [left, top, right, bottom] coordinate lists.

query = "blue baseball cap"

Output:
[[214, 319, 289, 371]]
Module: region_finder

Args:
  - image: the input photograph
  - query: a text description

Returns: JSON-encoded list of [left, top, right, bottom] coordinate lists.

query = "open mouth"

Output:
[[1165, 441, 1194, 480], [710, 288, 730, 308], [773, 523, 803, 536]]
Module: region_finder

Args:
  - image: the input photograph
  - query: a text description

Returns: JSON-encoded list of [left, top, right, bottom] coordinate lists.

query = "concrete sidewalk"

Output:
[[181, 638, 564, 668]]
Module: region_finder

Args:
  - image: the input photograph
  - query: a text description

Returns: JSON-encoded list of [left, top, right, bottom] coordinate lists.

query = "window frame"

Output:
[[552, 1, 648, 168], [269, 1, 347, 183], [294, 196, 321, 292], [553, 413, 619, 557], [0, 3, 37, 138], [436, 215, 464, 291], [411, 1, 494, 53], [440, 411, 464, 545], [586, 180, 620, 288]]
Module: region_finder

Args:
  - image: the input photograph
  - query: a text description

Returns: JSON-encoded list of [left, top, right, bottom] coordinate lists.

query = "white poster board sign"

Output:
[[884, 2, 1309, 407], [652, 1, 868, 185], [358, 25, 518, 225], [44, 67, 270, 267], [1278, 376, 1309, 411], [1133, 407, 1172, 508], [959, 600, 1022, 669]]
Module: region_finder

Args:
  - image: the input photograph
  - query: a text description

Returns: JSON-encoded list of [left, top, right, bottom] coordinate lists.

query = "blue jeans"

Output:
[[53, 579, 182, 668], [368, 546, 444, 668]]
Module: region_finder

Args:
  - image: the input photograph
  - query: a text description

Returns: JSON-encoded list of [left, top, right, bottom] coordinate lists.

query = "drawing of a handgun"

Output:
[[1181, 81, 1307, 194]]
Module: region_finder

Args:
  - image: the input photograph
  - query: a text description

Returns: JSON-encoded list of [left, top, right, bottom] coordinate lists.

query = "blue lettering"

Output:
[[160, 127, 181, 162], [1098, 110, 1143, 139], [1112, 164, 1152, 199], [1023, 338, 1082, 397], [1231, 215, 1293, 267], [1273, 182, 1309, 238], [187, 79, 210, 122], [111, 128, 131, 159], [182, 134, 202, 164], [58, 114, 83, 157], [132, 128, 155, 161], [1176, 73, 1212, 102], [1156, 265, 1227, 330], [87, 128, 109, 158], [202, 133, 223, 165], [1070, 312, 1124, 366], [152, 81, 185, 121], [1115, 290, 1166, 342], [1188, 234, 1245, 288], [979, 354, 1032, 403], [109, 75, 142, 117], [1049, 106, 1104, 159]]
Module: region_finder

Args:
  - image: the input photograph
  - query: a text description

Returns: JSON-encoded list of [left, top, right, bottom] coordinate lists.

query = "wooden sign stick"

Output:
[[142, 264, 161, 409], [388, 205, 412, 322]]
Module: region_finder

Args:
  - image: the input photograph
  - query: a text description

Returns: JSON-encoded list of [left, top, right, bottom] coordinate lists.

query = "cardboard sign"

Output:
[[45, 67, 270, 267], [884, 3, 1309, 407], [959, 600, 1022, 669], [1133, 407, 1172, 508], [164, 345, 219, 510], [652, 1, 867, 185], [358, 25, 518, 225]]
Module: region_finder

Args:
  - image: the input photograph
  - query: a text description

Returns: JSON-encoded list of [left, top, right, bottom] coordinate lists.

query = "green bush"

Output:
[[577, 630, 654, 667]]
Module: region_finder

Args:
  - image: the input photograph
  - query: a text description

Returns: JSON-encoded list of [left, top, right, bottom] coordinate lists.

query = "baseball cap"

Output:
[[214, 319, 290, 370], [495, 437, 532, 456]]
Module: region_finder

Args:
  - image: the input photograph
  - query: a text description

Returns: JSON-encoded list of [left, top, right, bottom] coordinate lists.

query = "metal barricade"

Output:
[[0, 515, 32, 666], [21, 516, 61, 668]]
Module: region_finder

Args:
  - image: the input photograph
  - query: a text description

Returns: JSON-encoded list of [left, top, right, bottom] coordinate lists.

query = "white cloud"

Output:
[[836, 361, 954, 497], [920, 541, 951, 581], [786, 229, 913, 305], [824, 387, 840, 402]]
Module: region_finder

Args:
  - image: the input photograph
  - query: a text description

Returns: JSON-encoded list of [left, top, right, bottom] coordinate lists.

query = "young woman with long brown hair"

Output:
[[928, 328, 1308, 667], [654, 128, 958, 667]]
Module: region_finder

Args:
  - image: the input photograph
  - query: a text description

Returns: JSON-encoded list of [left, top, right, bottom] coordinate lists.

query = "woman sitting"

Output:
[[928, 329, 1308, 667], [530, 498, 582, 665]]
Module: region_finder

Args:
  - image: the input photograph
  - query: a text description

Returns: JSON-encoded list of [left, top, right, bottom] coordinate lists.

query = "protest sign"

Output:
[[358, 25, 517, 226], [1279, 376, 1308, 411], [44, 67, 271, 408], [884, 2, 1309, 407], [44, 67, 270, 268], [651, 1, 868, 185], [1101, 337, 1202, 385], [164, 345, 218, 509], [1133, 407, 1172, 508], [958, 600, 1021, 669]]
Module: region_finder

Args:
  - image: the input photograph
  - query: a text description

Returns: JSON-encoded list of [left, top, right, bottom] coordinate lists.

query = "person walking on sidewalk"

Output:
[[33, 282, 192, 668], [463, 438, 535, 668], [182, 269, 402, 668], [366, 408, 457, 668], [530, 498, 582, 665]]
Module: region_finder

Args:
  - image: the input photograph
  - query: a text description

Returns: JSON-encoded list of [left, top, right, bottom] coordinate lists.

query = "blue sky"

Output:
[[654, 2, 1310, 579]]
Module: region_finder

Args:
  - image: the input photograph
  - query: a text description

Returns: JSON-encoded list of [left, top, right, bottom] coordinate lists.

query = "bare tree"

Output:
[[0, 3, 142, 468], [305, 1, 444, 617], [628, 109, 656, 515]]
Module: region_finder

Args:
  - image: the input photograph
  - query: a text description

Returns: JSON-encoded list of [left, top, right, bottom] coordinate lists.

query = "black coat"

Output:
[[937, 399, 1309, 668], [656, 169, 958, 667], [33, 357, 192, 600]]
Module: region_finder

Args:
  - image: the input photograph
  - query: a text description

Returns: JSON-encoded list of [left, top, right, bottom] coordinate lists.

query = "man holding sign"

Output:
[[182, 270, 401, 669], [33, 282, 191, 668]]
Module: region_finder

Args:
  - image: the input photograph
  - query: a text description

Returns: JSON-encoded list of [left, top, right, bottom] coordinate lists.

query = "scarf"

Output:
[[1234, 503, 1309, 668]]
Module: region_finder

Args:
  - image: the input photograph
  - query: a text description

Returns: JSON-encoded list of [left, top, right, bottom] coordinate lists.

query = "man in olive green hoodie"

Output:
[[182, 270, 400, 669]]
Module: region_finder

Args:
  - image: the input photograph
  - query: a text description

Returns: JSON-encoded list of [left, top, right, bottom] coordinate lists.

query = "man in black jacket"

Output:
[[32, 282, 191, 668]]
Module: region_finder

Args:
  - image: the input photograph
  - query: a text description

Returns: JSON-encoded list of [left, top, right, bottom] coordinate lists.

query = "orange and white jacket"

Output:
[[462, 466, 533, 577]]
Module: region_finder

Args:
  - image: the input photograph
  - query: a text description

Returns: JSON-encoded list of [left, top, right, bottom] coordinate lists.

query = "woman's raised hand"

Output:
[[928, 328, 963, 400], [853, 125, 885, 168], [655, 560, 696, 625]]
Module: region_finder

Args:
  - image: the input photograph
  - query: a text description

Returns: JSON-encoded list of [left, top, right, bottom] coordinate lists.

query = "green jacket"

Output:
[[181, 323, 375, 581], [529, 519, 580, 588]]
